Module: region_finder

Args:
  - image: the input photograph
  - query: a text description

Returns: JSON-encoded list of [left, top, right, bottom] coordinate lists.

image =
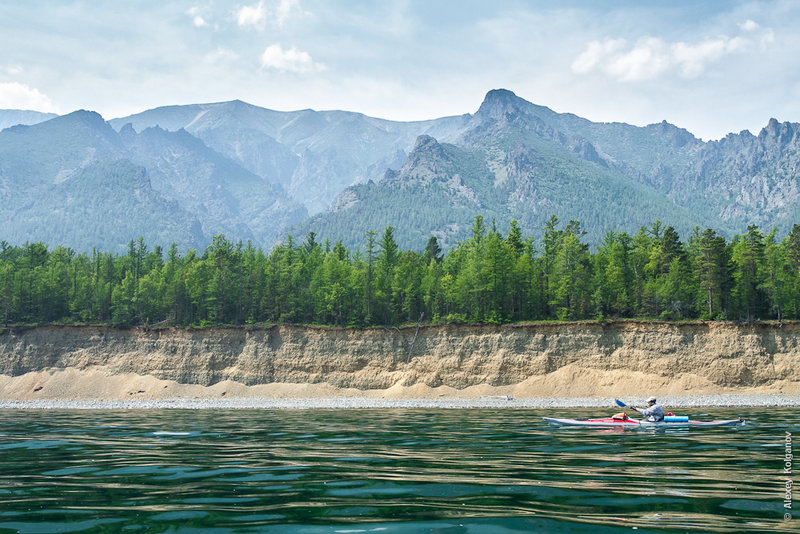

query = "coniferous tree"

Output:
[[364, 230, 377, 324], [784, 224, 800, 315], [551, 223, 592, 320], [761, 229, 789, 321], [628, 228, 653, 316], [731, 225, 766, 321], [593, 231, 632, 318], [424, 236, 443, 264], [692, 228, 729, 319], [541, 214, 561, 316], [506, 219, 525, 258], [377, 226, 399, 324]]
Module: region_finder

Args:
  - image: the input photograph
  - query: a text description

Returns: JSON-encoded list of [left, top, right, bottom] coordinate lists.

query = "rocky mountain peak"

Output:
[[758, 117, 798, 146], [645, 120, 698, 149], [411, 134, 442, 152], [758, 118, 800, 154], [476, 89, 526, 120], [118, 122, 137, 143], [60, 109, 108, 128], [403, 135, 448, 170]]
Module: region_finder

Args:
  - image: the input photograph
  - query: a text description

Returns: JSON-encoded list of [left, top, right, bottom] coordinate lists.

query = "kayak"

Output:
[[543, 416, 745, 428]]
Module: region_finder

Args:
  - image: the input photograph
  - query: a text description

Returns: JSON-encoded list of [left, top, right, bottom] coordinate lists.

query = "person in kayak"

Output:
[[632, 397, 665, 421]]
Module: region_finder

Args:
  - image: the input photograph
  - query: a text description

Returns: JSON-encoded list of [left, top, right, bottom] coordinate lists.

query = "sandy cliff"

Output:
[[1, 322, 799, 400]]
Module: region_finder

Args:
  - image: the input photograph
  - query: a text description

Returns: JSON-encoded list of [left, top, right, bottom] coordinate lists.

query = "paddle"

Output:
[[615, 398, 647, 410], [616, 398, 660, 418]]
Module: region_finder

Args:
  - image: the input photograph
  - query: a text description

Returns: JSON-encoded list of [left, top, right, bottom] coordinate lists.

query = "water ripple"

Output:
[[0, 407, 796, 532]]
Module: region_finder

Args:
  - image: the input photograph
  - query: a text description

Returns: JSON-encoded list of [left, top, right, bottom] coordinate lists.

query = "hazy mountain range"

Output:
[[2, 89, 799, 252], [0, 110, 58, 133]]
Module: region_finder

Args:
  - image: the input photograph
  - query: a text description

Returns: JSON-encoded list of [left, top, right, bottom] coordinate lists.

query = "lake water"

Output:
[[0, 407, 797, 533]]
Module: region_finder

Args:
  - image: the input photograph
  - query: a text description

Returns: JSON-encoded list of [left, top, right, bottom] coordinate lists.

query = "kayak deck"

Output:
[[544, 417, 745, 427]]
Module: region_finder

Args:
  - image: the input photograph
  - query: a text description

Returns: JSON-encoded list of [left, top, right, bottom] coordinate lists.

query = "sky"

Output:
[[1, 0, 799, 140]]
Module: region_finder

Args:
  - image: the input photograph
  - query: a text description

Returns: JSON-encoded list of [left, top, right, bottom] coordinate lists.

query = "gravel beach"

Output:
[[2, 394, 799, 410]]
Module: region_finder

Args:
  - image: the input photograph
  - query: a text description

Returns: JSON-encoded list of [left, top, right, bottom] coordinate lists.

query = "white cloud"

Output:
[[260, 44, 320, 72], [672, 37, 747, 78], [276, 0, 299, 27], [187, 6, 208, 27], [572, 24, 774, 82], [571, 39, 626, 74], [739, 19, 759, 32], [573, 37, 670, 82], [0, 82, 58, 112], [237, 1, 266, 28], [607, 37, 671, 81]]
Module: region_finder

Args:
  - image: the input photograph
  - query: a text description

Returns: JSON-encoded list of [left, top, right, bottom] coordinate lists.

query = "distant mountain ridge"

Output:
[[109, 101, 470, 215], [2, 89, 799, 253], [0, 109, 57, 131], [0, 110, 305, 252]]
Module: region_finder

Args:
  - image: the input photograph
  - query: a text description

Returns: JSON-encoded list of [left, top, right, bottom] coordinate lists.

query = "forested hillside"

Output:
[[2, 217, 798, 328]]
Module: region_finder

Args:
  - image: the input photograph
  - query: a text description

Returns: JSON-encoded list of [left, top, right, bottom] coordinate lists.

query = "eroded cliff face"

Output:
[[1, 322, 799, 397]]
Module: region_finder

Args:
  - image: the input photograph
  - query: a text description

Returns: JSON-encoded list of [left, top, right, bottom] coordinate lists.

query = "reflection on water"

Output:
[[0, 407, 797, 533]]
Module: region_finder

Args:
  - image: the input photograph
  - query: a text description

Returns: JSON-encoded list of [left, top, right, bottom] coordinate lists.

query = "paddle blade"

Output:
[[614, 399, 627, 408]]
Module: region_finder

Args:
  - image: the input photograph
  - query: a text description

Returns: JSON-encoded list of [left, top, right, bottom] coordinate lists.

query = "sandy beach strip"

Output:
[[2, 368, 800, 409], [2, 393, 800, 410]]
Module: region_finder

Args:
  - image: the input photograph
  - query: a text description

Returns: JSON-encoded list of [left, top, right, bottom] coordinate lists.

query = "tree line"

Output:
[[2, 215, 800, 328]]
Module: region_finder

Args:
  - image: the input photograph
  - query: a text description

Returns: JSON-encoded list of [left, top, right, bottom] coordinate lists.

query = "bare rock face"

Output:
[[1, 322, 799, 391]]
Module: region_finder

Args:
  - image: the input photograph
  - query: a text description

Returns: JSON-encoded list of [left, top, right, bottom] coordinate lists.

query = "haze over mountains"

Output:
[[2, 89, 799, 253], [0, 110, 58, 131]]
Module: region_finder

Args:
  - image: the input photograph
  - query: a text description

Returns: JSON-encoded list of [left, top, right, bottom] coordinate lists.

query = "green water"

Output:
[[0, 407, 797, 533]]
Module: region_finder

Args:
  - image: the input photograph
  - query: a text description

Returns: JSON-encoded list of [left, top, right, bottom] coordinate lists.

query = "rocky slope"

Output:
[[1, 322, 798, 400]]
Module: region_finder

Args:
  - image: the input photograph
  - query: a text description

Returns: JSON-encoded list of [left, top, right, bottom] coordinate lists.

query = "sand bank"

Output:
[[1, 367, 799, 409], [2, 323, 800, 405]]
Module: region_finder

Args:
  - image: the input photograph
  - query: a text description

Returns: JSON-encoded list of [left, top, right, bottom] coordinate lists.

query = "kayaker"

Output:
[[632, 396, 665, 421]]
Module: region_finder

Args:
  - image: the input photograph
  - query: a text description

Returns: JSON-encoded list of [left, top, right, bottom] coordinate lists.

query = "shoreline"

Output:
[[2, 393, 799, 410]]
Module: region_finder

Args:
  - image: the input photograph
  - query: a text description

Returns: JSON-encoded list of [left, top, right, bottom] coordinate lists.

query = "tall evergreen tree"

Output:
[[364, 230, 377, 324], [731, 225, 766, 321], [377, 226, 399, 324], [551, 224, 592, 320], [424, 236, 443, 264], [541, 214, 561, 316], [693, 228, 729, 319]]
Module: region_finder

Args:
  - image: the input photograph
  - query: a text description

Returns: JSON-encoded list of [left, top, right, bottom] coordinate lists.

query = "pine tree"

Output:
[[693, 228, 728, 319]]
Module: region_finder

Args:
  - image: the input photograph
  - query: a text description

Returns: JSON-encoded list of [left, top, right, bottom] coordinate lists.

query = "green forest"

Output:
[[2, 215, 800, 328]]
